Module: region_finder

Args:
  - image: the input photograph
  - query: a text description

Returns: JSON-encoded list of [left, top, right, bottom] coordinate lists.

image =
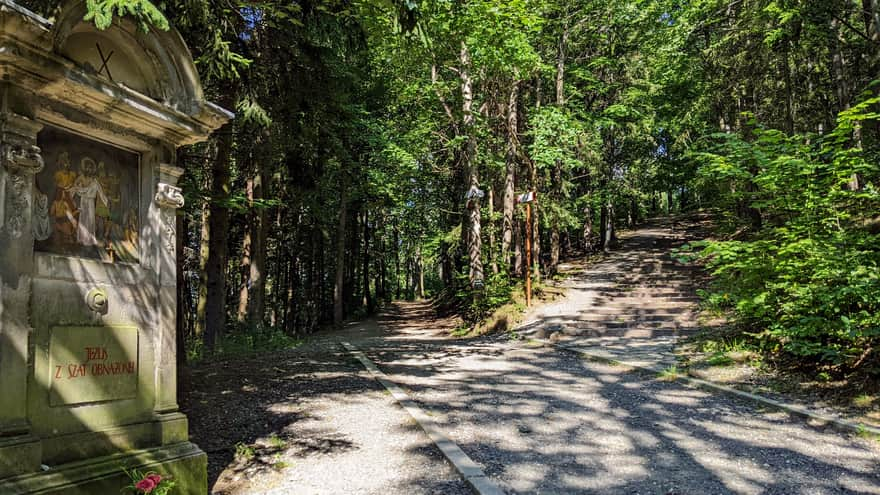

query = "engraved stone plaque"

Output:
[[48, 326, 139, 406]]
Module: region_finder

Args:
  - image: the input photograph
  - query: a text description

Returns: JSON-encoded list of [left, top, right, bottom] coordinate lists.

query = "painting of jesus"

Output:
[[35, 126, 140, 263]]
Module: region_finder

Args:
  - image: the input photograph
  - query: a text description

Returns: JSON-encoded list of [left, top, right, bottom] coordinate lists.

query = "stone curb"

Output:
[[341, 342, 506, 495], [537, 338, 880, 439]]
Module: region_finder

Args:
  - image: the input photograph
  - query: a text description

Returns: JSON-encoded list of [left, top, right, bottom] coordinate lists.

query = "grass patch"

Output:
[[706, 352, 735, 367], [853, 394, 876, 409], [235, 442, 255, 460], [855, 424, 880, 443], [657, 365, 682, 381], [271, 454, 290, 470], [268, 434, 286, 449]]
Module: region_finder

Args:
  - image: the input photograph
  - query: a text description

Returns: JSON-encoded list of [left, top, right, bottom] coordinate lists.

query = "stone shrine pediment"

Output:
[[0, 0, 231, 148], [50, 0, 204, 110]]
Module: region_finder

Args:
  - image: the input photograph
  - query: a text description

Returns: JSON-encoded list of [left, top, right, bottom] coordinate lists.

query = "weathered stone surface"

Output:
[[1, 442, 207, 495], [0, 435, 40, 479]]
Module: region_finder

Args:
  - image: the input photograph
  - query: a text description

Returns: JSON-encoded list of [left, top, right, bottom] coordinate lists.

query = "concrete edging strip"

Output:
[[341, 342, 506, 495], [540, 339, 880, 439]]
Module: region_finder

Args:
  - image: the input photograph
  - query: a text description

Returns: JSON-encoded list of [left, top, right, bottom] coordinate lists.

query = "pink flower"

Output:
[[146, 474, 163, 485], [135, 477, 156, 493]]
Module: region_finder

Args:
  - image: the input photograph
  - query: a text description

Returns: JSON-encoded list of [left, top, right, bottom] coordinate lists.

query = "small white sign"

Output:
[[517, 191, 535, 204], [465, 186, 485, 200]]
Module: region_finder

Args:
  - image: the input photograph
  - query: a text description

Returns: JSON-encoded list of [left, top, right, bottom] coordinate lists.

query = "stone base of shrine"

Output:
[[0, 441, 207, 495]]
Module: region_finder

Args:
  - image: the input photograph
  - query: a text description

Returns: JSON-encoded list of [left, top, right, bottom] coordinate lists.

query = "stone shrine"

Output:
[[0, 1, 231, 493]]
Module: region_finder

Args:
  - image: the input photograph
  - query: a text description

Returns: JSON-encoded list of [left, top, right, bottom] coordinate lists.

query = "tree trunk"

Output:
[[394, 226, 401, 299], [864, 0, 880, 63], [204, 115, 235, 353], [417, 245, 425, 299], [549, 28, 567, 275], [583, 204, 593, 252], [345, 206, 358, 314], [488, 187, 498, 275], [460, 42, 484, 288], [501, 80, 519, 271], [781, 42, 795, 135], [362, 208, 373, 313], [333, 184, 348, 327], [248, 163, 269, 325], [529, 160, 541, 282], [513, 214, 523, 275], [603, 199, 616, 252], [194, 180, 210, 340], [831, 17, 851, 113], [236, 176, 254, 323]]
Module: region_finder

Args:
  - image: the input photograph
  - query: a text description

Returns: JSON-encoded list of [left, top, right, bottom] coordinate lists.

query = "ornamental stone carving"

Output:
[[0, 112, 44, 239], [0, 113, 44, 174], [5, 171, 29, 238], [32, 190, 50, 241], [161, 209, 176, 251], [84, 287, 109, 314], [155, 182, 184, 209]]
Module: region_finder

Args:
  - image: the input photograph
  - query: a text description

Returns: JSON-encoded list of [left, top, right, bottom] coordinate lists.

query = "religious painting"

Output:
[[35, 126, 140, 263]]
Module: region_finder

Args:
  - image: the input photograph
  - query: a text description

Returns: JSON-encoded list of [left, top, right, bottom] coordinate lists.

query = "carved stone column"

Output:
[[0, 110, 43, 477], [153, 164, 184, 420]]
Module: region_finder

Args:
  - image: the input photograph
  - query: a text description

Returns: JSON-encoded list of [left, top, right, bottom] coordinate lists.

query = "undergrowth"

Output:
[[682, 98, 880, 379], [186, 324, 304, 363]]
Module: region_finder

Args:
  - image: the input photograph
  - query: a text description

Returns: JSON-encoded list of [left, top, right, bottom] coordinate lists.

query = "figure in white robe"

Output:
[[72, 158, 108, 247]]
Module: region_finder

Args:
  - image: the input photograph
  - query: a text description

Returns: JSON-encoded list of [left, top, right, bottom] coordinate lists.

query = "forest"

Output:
[[23, 0, 880, 375]]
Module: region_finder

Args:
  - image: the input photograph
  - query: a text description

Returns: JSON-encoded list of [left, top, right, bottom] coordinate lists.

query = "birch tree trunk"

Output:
[[460, 42, 483, 288], [502, 80, 519, 271]]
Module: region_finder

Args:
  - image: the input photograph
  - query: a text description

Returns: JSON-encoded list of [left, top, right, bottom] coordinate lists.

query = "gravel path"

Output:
[[517, 215, 713, 369], [180, 319, 470, 495], [365, 336, 880, 494], [183, 216, 880, 494]]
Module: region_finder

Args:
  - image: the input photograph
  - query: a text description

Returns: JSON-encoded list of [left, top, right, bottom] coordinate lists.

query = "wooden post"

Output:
[[524, 201, 532, 307]]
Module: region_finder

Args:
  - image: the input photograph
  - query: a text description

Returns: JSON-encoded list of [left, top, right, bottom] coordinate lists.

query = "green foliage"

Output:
[[84, 0, 169, 31], [234, 442, 256, 460], [657, 365, 681, 381], [196, 30, 252, 81], [694, 99, 880, 373], [237, 96, 273, 128], [457, 270, 515, 325]]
